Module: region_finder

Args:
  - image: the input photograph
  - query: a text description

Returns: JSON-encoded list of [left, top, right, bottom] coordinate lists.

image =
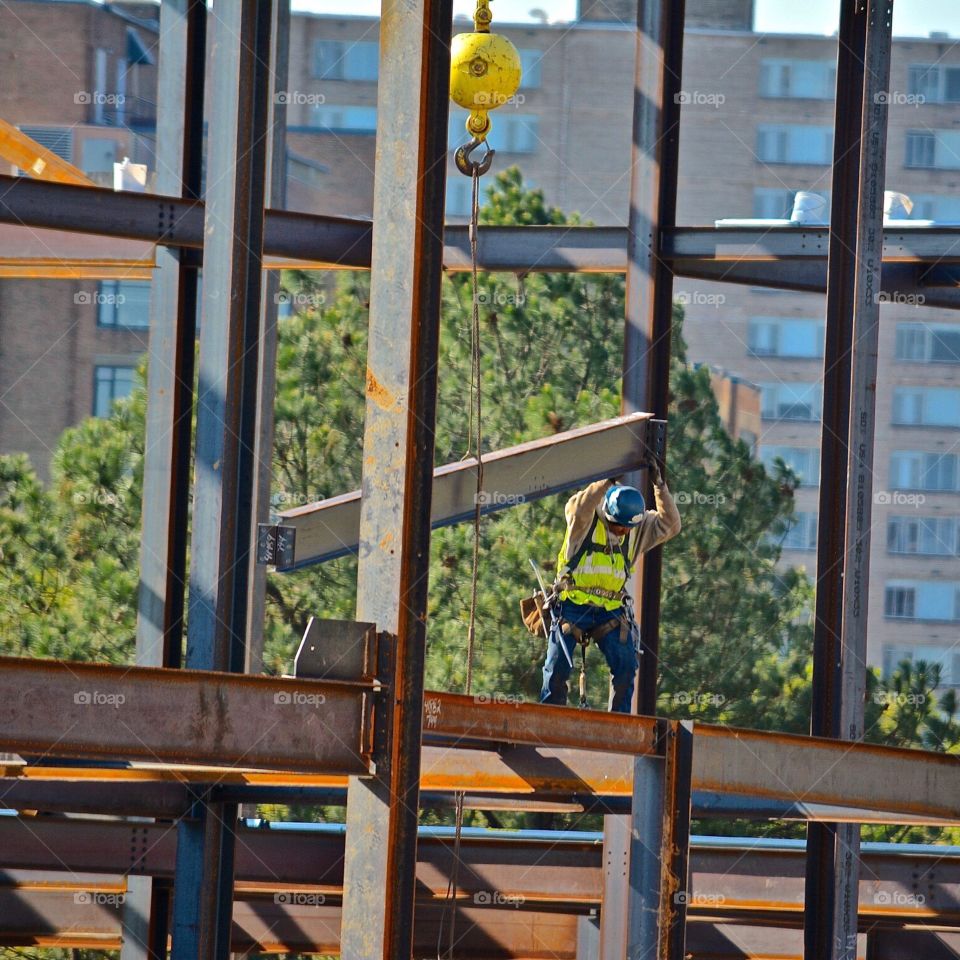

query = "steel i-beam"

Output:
[[339, 1, 452, 957]]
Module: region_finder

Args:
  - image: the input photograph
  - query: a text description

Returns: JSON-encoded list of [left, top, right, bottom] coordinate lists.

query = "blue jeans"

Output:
[[539, 600, 638, 713]]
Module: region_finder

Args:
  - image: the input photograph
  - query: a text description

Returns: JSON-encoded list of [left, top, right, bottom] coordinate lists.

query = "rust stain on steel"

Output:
[[365, 367, 397, 411], [422, 691, 657, 755]]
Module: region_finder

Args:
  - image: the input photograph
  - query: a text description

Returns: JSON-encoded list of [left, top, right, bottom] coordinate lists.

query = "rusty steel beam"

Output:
[[421, 692, 659, 756], [277, 413, 656, 569], [0, 118, 94, 185], [0, 656, 371, 774], [5, 822, 960, 925]]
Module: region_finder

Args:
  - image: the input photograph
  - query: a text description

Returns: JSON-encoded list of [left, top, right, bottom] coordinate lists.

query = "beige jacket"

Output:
[[558, 478, 682, 572]]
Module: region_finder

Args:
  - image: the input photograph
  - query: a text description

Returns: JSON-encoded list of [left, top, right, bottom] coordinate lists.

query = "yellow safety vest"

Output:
[[556, 514, 631, 611]]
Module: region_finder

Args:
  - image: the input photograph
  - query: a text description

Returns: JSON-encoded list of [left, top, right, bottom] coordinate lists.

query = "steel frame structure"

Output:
[[0, 1, 954, 959]]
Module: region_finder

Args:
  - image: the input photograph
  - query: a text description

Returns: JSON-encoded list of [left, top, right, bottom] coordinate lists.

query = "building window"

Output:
[[756, 125, 833, 165], [888, 517, 960, 557], [93, 365, 135, 417], [890, 451, 960, 492], [885, 581, 960, 622], [312, 40, 379, 81], [892, 387, 960, 427], [759, 59, 836, 99], [760, 445, 820, 486], [748, 317, 824, 358], [759, 383, 822, 421], [782, 511, 817, 551], [96, 281, 150, 329], [904, 130, 960, 170], [446, 178, 472, 217], [311, 105, 377, 133], [910, 195, 960, 222], [895, 323, 960, 363], [518, 49, 542, 88], [753, 188, 829, 220], [907, 64, 960, 103], [884, 585, 916, 619]]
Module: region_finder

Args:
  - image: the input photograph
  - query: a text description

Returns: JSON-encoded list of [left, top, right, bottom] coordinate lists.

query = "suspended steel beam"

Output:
[[0, 656, 371, 773], [276, 413, 656, 569]]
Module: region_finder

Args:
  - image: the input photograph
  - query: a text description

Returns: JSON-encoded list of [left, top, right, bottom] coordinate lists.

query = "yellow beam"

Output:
[[0, 118, 95, 186], [0, 261, 153, 280]]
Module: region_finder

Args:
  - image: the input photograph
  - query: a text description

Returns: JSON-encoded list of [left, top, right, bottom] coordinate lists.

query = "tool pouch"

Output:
[[520, 590, 548, 637]]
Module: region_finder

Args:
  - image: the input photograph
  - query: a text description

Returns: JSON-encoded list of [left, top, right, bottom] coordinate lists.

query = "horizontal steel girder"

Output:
[[3, 823, 960, 948], [277, 413, 656, 568], [7, 177, 960, 285], [0, 656, 372, 774], [3, 672, 960, 823]]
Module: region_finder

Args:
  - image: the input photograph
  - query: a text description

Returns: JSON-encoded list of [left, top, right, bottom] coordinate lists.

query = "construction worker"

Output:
[[539, 466, 681, 713]]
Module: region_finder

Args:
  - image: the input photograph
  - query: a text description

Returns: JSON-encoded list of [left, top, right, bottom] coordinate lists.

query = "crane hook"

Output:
[[455, 137, 495, 177]]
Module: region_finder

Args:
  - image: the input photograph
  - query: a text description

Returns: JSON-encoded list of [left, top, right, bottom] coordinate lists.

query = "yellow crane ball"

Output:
[[449, 30, 522, 116]]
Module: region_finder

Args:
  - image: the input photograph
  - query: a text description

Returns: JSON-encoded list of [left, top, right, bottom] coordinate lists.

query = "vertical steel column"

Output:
[[339, 1, 452, 958], [170, 4, 274, 960], [128, 5, 206, 956], [136, 0, 206, 669], [244, 0, 290, 677], [623, 721, 693, 960], [601, 1, 684, 957], [805, 3, 893, 958]]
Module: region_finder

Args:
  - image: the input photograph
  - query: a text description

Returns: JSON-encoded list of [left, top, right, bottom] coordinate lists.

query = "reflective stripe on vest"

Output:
[[557, 514, 628, 611]]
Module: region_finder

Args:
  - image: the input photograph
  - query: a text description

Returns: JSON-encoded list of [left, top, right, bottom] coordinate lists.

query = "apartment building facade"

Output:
[[0, 0, 957, 679]]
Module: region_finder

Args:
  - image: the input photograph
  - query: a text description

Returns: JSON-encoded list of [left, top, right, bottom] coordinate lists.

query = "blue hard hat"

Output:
[[602, 485, 646, 527]]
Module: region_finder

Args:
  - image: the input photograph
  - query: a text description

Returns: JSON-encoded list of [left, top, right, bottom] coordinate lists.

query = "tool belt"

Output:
[[561, 616, 629, 645]]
